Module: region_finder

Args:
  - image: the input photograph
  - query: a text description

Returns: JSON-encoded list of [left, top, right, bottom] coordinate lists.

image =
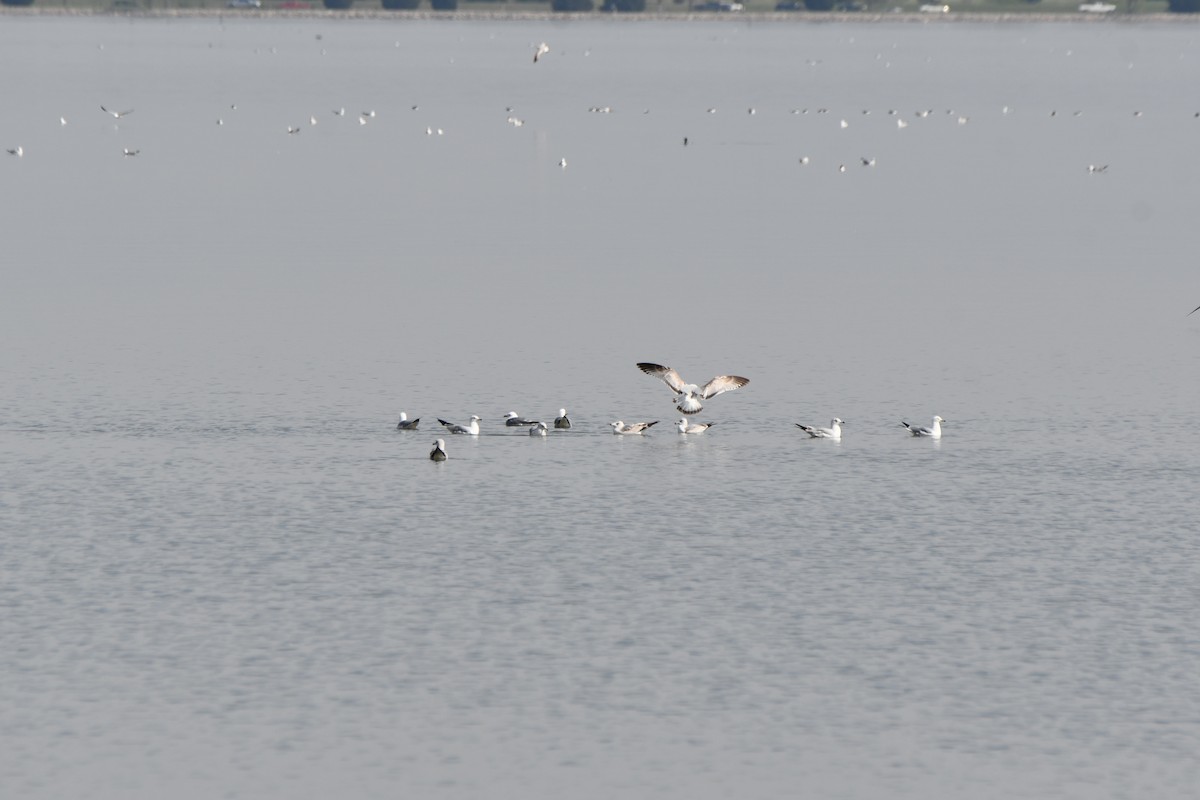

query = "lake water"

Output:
[[1, 14, 1199, 799]]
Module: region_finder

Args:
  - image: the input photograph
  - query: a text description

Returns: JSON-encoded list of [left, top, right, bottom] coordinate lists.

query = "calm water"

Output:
[[2, 15, 1199, 799]]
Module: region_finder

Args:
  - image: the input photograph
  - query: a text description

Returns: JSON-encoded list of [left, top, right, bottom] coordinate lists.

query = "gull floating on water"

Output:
[[901, 416, 944, 439], [101, 106, 134, 118], [123, 148, 139, 157], [676, 419, 715, 434], [554, 409, 571, 429], [610, 420, 658, 435], [287, 126, 300, 135], [530, 422, 548, 436], [396, 412, 420, 430], [430, 439, 447, 461], [503, 412, 540, 427], [637, 362, 749, 415], [439, 415, 481, 435], [796, 418, 843, 440]]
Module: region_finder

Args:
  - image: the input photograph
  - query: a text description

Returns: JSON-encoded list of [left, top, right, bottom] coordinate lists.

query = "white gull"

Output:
[[901, 416, 944, 439], [429, 439, 447, 461], [676, 419, 715, 434], [637, 362, 749, 415], [610, 420, 658, 435], [439, 415, 481, 435], [796, 418, 843, 440], [396, 412, 420, 430], [554, 409, 571, 429]]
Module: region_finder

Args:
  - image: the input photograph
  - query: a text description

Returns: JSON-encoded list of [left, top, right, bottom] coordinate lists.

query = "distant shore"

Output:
[[0, 7, 1196, 22]]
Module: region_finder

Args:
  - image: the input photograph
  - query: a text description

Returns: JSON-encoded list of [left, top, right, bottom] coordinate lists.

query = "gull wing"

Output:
[[637, 363, 688, 394], [700, 375, 749, 399]]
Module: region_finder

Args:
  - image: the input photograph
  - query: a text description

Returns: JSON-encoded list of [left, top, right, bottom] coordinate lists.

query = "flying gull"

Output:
[[396, 412, 420, 430], [529, 422, 549, 437], [636, 362, 749, 415], [901, 416, 944, 439], [429, 439, 447, 461], [439, 415, 481, 435], [503, 412, 540, 427], [676, 419, 715, 434], [101, 106, 134, 118], [796, 418, 843, 440], [554, 409, 571, 429], [609, 421, 659, 435], [534, 42, 550, 63]]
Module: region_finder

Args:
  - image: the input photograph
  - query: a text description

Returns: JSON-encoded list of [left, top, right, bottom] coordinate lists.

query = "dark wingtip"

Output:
[[646, 421, 659, 427], [1190, 305, 1200, 317], [438, 418, 451, 426]]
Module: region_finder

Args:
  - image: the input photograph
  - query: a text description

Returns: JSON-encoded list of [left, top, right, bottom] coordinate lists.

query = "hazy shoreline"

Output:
[[1, 7, 1196, 22]]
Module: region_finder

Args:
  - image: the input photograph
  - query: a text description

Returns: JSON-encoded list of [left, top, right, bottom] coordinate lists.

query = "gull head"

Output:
[[559, 408, 567, 416]]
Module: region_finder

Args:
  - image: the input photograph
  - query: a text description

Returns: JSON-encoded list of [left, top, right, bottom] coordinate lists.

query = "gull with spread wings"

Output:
[[636, 362, 749, 415]]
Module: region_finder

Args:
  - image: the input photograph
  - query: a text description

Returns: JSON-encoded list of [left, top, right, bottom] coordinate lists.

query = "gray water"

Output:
[[2, 15, 1199, 799]]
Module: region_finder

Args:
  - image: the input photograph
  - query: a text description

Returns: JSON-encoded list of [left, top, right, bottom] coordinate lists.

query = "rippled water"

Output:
[[2, 15, 1199, 799]]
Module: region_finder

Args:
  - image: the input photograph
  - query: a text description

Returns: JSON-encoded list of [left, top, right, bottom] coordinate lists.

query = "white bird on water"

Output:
[[530, 422, 549, 437], [396, 412, 419, 430], [636, 362, 749, 415], [439, 415, 481, 435], [554, 409, 571, 429], [796, 418, 843, 440], [901, 416, 944, 439], [610, 421, 659, 435], [676, 418, 715, 434], [123, 148, 139, 157], [503, 412, 539, 427], [534, 42, 550, 63], [430, 439, 447, 461]]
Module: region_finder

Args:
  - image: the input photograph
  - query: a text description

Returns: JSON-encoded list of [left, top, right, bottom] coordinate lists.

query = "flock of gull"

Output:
[[412, 362, 946, 461]]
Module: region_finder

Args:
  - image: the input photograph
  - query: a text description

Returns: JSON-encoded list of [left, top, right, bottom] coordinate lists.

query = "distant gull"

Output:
[[503, 412, 540, 427], [901, 416, 944, 439], [123, 148, 139, 157], [534, 42, 550, 63], [396, 412, 420, 430], [676, 419, 715, 434], [287, 126, 300, 135], [530, 422, 549, 437], [310, 116, 318, 126], [609, 420, 659, 435], [1088, 164, 1108, 174], [559, 158, 567, 168], [439, 415, 481, 435], [554, 409, 571, 429], [860, 157, 876, 167], [6, 146, 21, 157], [796, 418, 843, 440], [60, 117, 67, 126], [637, 362, 749, 415], [430, 439, 447, 461], [101, 105, 134, 118], [333, 108, 345, 116]]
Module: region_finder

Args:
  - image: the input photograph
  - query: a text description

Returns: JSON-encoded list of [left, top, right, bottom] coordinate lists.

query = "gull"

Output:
[[609, 420, 658, 435], [438, 415, 481, 435], [503, 412, 540, 427], [430, 439, 447, 461], [6, 146, 21, 157], [897, 118, 908, 129], [60, 117, 67, 126], [534, 42, 550, 63], [396, 412, 420, 430], [840, 119, 849, 129], [676, 419, 715, 434], [559, 158, 567, 168], [901, 416, 944, 439], [362, 110, 376, 118], [358, 116, 367, 126], [1088, 164, 1108, 174], [333, 108, 345, 116], [861, 157, 876, 167], [529, 422, 548, 437], [310, 115, 318, 126], [636, 362, 749, 415], [799, 156, 810, 165], [123, 148, 139, 156], [101, 105, 134, 118], [796, 418, 843, 440], [287, 126, 300, 135], [554, 409, 571, 429]]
